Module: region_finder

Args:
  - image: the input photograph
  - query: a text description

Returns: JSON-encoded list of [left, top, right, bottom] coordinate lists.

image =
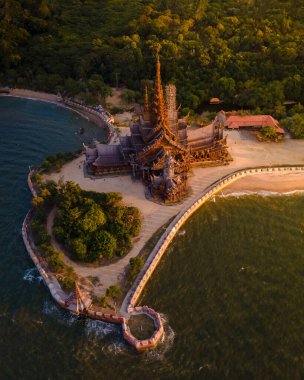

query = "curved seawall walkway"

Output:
[[122, 166, 304, 314]]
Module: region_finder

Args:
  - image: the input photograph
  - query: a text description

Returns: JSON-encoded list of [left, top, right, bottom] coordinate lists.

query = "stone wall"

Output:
[[22, 210, 66, 308], [27, 170, 38, 198], [22, 210, 164, 350], [61, 99, 114, 143]]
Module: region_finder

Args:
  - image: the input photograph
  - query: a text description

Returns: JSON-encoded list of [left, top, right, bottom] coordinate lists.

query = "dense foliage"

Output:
[[51, 181, 141, 262], [281, 113, 304, 138], [30, 204, 75, 289], [40, 151, 81, 173], [2, 1, 304, 113]]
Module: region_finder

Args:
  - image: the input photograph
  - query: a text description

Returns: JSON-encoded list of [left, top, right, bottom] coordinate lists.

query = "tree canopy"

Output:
[[45, 181, 142, 262], [1, 0, 304, 112]]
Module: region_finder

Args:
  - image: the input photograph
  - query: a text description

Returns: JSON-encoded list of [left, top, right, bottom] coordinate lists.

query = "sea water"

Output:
[[0, 97, 303, 379]]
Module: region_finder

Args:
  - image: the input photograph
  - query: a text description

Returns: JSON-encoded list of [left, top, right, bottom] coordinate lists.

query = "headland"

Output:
[[9, 88, 304, 350]]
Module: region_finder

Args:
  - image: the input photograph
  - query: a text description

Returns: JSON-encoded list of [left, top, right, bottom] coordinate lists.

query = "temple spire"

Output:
[[75, 282, 87, 314], [144, 83, 149, 112], [151, 54, 168, 130]]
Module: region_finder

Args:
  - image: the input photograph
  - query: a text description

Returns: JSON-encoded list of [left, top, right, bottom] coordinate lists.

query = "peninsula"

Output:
[[12, 58, 304, 350]]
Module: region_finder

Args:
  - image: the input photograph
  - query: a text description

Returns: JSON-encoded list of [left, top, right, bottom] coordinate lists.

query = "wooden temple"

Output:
[[85, 56, 229, 203]]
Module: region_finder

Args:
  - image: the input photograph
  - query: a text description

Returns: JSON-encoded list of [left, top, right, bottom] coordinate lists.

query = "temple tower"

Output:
[[144, 84, 149, 112], [151, 55, 168, 130], [165, 84, 178, 137]]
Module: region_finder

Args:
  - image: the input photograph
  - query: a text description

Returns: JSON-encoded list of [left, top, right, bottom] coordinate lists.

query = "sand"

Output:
[[222, 172, 304, 195], [9, 89, 58, 103]]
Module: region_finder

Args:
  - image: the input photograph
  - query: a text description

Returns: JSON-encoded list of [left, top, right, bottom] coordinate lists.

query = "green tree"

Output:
[[260, 125, 278, 140], [106, 284, 121, 299], [281, 114, 304, 138], [70, 238, 88, 261], [49, 252, 64, 272], [81, 201, 107, 233], [89, 230, 117, 260]]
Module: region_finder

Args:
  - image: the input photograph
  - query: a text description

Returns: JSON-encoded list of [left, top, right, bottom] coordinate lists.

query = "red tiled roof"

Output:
[[210, 97, 221, 104], [226, 115, 284, 133]]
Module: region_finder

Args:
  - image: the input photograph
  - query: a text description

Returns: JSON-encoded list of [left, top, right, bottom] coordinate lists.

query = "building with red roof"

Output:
[[226, 115, 285, 134]]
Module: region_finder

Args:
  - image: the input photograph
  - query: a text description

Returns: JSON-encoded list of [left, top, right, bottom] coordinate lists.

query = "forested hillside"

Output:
[[1, 0, 304, 114]]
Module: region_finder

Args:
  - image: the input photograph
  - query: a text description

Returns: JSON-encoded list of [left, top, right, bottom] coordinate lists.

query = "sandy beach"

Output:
[[9, 88, 58, 103], [222, 172, 304, 195]]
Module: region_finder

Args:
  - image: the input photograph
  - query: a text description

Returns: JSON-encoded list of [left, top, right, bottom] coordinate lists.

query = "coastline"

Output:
[[2, 89, 97, 124], [8, 88, 58, 103], [222, 172, 304, 195]]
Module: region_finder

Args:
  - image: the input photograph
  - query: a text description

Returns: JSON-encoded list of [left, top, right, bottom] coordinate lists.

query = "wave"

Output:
[[85, 319, 119, 339], [141, 313, 175, 362], [42, 300, 77, 326], [23, 267, 43, 283]]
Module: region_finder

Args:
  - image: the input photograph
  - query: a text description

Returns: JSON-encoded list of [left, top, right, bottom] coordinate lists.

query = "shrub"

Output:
[[38, 243, 57, 258], [61, 267, 75, 289], [129, 257, 144, 283], [49, 252, 64, 272], [116, 246, 127, 257], [32, 196, 45, 207], [70, 238, 88, 261], [32, 172, 42, 184], [89, 230, 117, 260], [106, 285, 121, 299], [260, 125, 278, 140], [100, 295, 109, 308], [40, 151, 80, 174], [35, 206, 48, 221], [281, 114, 304, 138], [53, 225, 65, 241]]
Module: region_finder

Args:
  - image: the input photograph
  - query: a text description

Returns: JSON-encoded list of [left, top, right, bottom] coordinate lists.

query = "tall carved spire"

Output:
[[151, 54, 168, 130], [144, 83, 149, 112], [75, 282, 87, 314]]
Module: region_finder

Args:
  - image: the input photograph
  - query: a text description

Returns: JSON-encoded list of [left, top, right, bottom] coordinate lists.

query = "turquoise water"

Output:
[[0, 97, 304, 379]]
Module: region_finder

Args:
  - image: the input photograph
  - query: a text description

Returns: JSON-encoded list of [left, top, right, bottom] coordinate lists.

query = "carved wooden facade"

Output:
[[85, 57, 230, 203]]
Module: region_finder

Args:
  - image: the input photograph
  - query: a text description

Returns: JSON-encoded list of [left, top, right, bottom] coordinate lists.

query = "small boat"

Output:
[[79, 127, 84, 135]]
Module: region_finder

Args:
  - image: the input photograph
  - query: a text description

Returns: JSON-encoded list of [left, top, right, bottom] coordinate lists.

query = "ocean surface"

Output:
[[0, 97, 303, 379]]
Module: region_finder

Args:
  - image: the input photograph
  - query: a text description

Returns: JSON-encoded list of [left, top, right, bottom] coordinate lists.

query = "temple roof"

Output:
[[187, 124, 214, 142], [93, 144, 126, 167], [227, 115, 284, 133]]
